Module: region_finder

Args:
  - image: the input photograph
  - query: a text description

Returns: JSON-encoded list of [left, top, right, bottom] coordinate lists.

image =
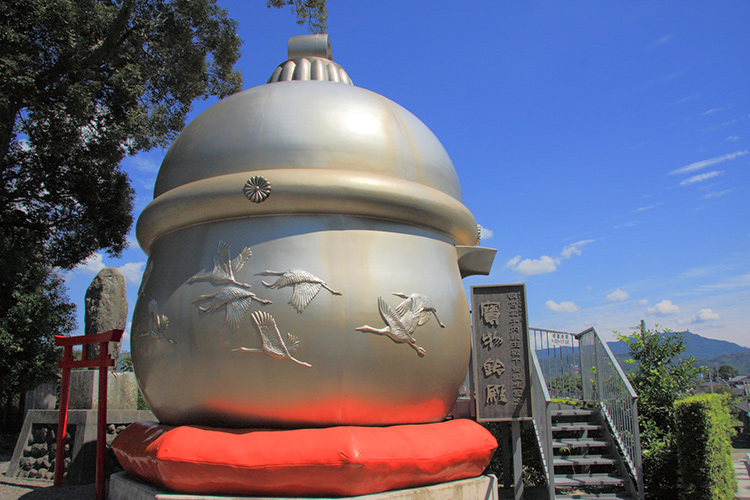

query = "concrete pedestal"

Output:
[[7, 409, 154, 484], [68, 371, 139, 409], [108, 472, 498, 500]]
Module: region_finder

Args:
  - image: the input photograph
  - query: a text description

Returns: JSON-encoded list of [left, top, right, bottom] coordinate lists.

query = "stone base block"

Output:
[[108, 472, 499, 500], [6, 409, 154, 485], [69, 371, 139, 410]]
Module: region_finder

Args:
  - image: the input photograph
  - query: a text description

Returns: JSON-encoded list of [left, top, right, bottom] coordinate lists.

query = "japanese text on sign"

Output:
[[471, 284, 532, 421]]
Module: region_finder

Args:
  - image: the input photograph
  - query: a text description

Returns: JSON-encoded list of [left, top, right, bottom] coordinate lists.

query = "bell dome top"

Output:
[[138, 35, 478, 253], [267, 34, 353, 84]]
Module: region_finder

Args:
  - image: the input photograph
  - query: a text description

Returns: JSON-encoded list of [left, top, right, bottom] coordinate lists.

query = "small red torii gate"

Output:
[[54, 329, 124, 500]]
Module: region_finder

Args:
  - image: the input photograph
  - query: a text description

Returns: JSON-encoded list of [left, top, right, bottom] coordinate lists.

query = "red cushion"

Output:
[[112, 419, 497, 497]]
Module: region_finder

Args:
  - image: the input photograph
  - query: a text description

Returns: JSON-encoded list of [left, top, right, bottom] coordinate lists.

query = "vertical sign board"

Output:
[[471, 284, 532, 421]]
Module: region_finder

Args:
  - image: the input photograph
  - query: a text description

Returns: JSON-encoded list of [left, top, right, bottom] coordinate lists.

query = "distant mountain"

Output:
[[697, 352, 750, 374], [607, 330, 749, 358], [532, 331, 750, 374]]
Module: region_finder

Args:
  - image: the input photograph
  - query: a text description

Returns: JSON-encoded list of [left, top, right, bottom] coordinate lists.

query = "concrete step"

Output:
[[554, 456, 618, 467], [551, 409, 597, 419], [554, 473, 625, 488], [552, 423, 603, 433], [556, 494, 633, 500], [553, 438, 609, 449]]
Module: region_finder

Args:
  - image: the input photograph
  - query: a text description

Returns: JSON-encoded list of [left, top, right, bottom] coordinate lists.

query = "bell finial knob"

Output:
[[288, 34, 331, 60]]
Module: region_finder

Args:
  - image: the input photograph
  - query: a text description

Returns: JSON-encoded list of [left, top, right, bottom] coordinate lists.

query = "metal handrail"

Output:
[[530, 327, 644, 500], [530, 349, 555, 499], [529, 328, 583, 402], [578, 328, 643, 499]]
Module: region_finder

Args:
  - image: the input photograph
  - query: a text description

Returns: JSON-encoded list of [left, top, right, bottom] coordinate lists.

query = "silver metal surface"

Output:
[[131, 37, 494, 428], [288, 34, 331, 60]]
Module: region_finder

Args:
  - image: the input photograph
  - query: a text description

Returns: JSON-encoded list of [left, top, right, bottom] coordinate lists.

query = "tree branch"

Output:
[[35, 0, 136, 91]]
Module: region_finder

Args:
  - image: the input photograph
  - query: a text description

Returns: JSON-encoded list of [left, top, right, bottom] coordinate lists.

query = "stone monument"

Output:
[[111, 34, 499, 500], [7, 269, 153, 484], [84, 267, 127, 362], [70, 267, 137, 410]]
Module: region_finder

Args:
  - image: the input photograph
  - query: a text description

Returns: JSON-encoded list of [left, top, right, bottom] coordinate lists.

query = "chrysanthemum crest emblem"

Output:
[[244, 176, 271, 203]]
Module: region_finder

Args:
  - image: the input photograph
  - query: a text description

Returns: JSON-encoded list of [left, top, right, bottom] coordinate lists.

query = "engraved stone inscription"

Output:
[[471, 284, 532, 421], [481, 331, 503, 350], [480, 302, 501, 326], [482, 358, 506, 378], [485, 384, 507, 405]]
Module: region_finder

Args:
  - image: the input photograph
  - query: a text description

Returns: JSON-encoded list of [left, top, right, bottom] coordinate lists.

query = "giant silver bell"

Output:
[[131, 35, 495, 428]]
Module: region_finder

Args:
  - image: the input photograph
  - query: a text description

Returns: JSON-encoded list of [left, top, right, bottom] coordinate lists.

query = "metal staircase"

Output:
[[530, 328, 644, 500]]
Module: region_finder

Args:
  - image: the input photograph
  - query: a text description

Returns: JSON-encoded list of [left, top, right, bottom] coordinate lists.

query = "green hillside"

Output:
[[607, 330, 750, 374], [696, 351, 750, 374]]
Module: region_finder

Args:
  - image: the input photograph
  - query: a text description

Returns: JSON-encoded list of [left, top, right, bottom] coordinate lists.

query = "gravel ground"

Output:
[[0, 460, 95, 500]]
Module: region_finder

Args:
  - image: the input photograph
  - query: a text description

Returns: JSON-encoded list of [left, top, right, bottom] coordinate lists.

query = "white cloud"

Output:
[[614, 221, 637, 229], [676, 94, 700, 104], [701, 189, 732, 200], [119, 262, 146, 285], [725, 136, 739, 142], [679, 170, 723, 186], [122, 321, 132, 348], [606, 289, 630, 302], [126, 234, 140, 249], [701, 273, 750, 290], [506, 255, 559, 276], [75, 253, 106, 274], [545, 300, 579, 313], [561, 239, 595, 259], [70, 253, 145, 289], [650, 34, 675, 48], [691, 308, 721, 324], [638, 299, 650, 306], [129, 155, 161, 174], [701, 107, 725, 116], [506, 240, 593, 276], [647, 299, 680, 316], [479, 225, 494, 241], [670, 150, 748, 175]]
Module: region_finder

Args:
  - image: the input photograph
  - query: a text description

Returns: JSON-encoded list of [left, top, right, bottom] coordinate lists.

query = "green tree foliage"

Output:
[[616, 323, 703, 499], [0, 0, 327, 430], [118, 350, 134, 372], [712, 363, 739, 381], [1, 0, 244, 270], [0, 0, 243, 428], [0, 262, 74, 428], [267, 0, 328, 33]]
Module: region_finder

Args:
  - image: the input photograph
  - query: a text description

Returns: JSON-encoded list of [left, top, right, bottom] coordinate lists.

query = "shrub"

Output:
[[674, 393, 736, 500], [616, 324, 703, 498]]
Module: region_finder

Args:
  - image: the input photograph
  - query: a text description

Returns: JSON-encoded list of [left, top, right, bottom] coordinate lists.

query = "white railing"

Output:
[[578, 327, 643, 499], [529, 328, 583, 402], [530, 349, 555, 500], [529, 327, 644, 500]]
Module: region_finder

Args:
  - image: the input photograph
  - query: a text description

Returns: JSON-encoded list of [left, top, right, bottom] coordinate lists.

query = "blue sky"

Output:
[[63, 2, 750, 350]]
